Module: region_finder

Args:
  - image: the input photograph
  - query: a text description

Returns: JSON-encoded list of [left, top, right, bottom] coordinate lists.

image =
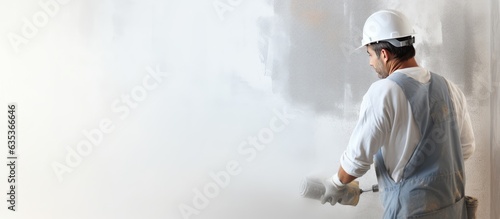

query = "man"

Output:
[[320, 10, 476, 218]]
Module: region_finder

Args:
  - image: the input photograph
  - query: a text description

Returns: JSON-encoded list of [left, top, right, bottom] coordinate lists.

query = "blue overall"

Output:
[[374, 72, 467, 219]]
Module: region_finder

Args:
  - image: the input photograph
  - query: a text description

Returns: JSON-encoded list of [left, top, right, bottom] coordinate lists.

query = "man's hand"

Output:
[[320, 174, 361, 206]]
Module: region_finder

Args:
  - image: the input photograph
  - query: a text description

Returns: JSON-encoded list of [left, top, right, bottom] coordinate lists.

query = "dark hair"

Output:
[[369, 36, 416, 62]]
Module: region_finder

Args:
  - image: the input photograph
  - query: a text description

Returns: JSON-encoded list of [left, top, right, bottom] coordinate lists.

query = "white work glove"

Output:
[[320, 174, 360, 206]]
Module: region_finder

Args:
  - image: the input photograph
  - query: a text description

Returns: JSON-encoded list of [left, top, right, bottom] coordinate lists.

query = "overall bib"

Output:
[[375, 72, 467, 219]]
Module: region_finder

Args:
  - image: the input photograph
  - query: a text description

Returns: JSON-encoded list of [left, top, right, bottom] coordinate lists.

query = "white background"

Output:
[[0, 0, 498, 218]]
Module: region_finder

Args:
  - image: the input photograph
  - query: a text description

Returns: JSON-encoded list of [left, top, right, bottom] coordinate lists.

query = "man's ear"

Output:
[[380, 49, 391, 63]]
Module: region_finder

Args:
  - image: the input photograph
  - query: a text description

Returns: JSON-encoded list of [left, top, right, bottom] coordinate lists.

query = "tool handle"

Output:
[[360, 184, 379, 193]]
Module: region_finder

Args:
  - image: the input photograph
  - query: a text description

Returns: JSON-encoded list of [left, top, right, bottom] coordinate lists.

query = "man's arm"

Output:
[[320, 82, 394, 206], [460, 107, 475, 160], [446, 80, 475, 160], [338, 165, 358, 184]]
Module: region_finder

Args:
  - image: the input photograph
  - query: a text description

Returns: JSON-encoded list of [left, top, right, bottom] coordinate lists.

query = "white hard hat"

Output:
[[360, 10, 415, 48]]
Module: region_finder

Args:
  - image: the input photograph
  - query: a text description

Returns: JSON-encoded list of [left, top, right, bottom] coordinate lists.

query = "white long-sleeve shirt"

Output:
[[340, 67, 475, 182]]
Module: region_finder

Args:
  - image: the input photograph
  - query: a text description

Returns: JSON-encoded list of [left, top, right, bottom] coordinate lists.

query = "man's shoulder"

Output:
[[442, 77, 468, 104], [363, 79, 406, 107], [367, 78, 402, 95]]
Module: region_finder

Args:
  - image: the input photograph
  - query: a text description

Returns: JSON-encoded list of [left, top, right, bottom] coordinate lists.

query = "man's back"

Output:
[[372, 71, 469, 218], [340, 67, 475, 183]]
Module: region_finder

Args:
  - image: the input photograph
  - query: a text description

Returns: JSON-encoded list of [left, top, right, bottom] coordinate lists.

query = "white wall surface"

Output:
[[491, 0, 500, 218], [0, 0, 495, 218]]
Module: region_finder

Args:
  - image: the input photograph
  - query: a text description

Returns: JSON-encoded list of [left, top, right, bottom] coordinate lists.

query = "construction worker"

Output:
[[319, 9, 476, 218]]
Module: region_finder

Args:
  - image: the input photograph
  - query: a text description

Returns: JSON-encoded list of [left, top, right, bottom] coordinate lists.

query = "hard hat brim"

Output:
[[358, 36, 415, 50]]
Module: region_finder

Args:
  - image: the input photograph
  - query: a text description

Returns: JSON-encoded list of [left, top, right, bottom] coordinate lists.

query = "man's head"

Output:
[[361, 10, 416, 78], [366, 37, 416, 79]]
